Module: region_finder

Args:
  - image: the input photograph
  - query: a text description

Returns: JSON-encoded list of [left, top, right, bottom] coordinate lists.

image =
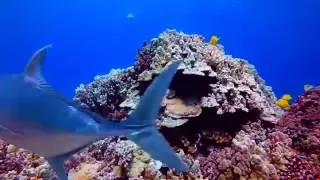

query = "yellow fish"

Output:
[[281, 94, 292, 101], [209, 35, 220, 45], [304, 84, 314, 91], [276, 99, 290, 110], [276, 94, 292, 110]]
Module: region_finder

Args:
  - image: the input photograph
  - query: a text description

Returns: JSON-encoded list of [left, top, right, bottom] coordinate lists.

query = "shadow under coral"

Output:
[[160, 108, 260, 157], [138, 70, 262, 157], [138, 70, 216, 98]]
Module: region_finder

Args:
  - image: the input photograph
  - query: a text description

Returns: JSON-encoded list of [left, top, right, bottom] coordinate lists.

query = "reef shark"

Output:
[[0, 45, 188, 179]]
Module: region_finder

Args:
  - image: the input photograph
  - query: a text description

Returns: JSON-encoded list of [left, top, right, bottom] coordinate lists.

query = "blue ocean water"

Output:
[[0, 0, 319, 99]]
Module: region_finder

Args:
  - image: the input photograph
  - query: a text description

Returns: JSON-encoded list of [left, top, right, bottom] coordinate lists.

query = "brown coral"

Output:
[[163, 95, 202, 118]]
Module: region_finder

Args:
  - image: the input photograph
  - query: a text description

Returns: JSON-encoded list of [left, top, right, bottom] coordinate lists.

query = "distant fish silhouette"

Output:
[[126, 13, 135, 19], [0, 45, 189, 179], [304, 84, 314, 91]]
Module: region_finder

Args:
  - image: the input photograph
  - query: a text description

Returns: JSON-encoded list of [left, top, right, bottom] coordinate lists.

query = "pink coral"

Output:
[[277, 87, 320, 177], [277, 87, 320, 154], [0, 140, 54, 179], [200, 122, 280, 180], [65, 137, 135, 179], [278, 86, 320, 128]]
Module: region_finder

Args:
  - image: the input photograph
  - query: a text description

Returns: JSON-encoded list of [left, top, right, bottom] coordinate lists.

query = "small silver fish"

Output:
[[0, 45, 189, 179], [304, 84, 314, 91]]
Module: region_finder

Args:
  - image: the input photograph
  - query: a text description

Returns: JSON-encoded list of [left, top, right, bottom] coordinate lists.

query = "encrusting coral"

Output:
[[0, 29, 319, 179]]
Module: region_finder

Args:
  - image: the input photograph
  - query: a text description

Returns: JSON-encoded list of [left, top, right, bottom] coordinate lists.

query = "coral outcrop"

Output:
[[0, 30, 319, 179], [277, 86, 320, 178]]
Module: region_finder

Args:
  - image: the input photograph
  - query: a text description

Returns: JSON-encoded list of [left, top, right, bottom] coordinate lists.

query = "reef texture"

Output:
[[0, 30, 319, 179]]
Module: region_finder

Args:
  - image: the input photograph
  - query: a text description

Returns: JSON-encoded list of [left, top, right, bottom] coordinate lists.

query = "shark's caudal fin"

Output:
[[46, 142, 95, 180], [126, 61, 189, 172], [47, 156, 68, 180]]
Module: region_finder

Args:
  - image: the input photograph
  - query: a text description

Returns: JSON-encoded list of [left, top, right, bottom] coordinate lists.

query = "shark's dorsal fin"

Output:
[[24, 44, 52, 86]]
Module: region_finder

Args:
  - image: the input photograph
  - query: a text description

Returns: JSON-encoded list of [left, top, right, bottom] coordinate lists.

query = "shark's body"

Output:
[[0, 45, 188, 179]]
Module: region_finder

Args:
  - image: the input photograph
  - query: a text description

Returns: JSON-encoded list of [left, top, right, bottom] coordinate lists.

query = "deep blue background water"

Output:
[[1, 0, 319, 100]]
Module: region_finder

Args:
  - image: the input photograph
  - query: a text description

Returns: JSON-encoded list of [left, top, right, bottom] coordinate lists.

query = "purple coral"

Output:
[[0, 140, 54, 179], [277, 87, 320, 177], [277, 87, 320, 155], [278, 86, 320, 128], [65, 138, 135, 178], [0, 142, 24, 174], [200, 127, 279, 179], [133, 43, 155, 75]]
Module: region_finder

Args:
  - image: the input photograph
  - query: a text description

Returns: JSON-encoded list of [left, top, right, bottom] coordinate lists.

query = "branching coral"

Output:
[[74, 68, 131, 120]]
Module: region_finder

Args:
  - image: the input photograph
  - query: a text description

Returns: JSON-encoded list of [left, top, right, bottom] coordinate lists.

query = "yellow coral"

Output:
[[129, 149, 151, 177], [163, 96, 202, 118], [7, 144, 17, 153], [68, 163, 100, 180], [209, 35, 219, 45]]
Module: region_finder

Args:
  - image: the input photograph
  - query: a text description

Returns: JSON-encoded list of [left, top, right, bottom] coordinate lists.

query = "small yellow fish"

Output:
[[281, 94, 292, 101], [276, 94, 292, 110], [276, 99, 290, 110], [304, 84, 314, 91], [209, 35, 220, 45]]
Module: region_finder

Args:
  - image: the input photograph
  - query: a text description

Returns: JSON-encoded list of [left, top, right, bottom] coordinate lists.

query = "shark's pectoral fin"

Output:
[[128, 127, 189, 172]]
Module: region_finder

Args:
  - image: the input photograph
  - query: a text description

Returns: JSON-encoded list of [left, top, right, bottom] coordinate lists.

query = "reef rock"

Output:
[[119, 30, 282, 129], [277, 86, 320, 177]]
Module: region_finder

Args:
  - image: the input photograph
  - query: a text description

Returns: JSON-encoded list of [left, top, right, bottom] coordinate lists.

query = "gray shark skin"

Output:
[[0, 45, 189, 179]]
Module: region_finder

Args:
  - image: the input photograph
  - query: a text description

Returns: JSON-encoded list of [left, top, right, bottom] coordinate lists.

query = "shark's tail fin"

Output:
[[125, 61, 189, 172]]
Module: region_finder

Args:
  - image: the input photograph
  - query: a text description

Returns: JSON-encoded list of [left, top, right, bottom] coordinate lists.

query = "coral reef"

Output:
[[277, 86, 320, 178], [0, 29, 319, 179], [0, 140, 55, 179]]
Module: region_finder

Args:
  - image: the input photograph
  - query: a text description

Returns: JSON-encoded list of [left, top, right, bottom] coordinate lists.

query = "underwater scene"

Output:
[[0, 1, 319, 180]]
